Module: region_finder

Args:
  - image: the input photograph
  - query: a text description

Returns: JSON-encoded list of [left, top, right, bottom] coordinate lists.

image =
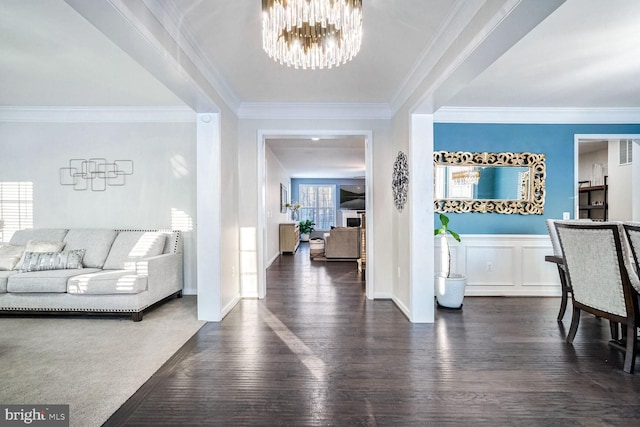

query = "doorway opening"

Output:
[[574, 134, 640, 221], [257, 130, 374, 300]]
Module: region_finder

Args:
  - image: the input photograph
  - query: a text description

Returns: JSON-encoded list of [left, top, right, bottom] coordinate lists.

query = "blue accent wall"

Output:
[[434, 123, 640, 234]]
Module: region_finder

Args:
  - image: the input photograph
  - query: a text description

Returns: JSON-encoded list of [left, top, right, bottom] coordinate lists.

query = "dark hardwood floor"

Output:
[[105, 243, 640, 426]]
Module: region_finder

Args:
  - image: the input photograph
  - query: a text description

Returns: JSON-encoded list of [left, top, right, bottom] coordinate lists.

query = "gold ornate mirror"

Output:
[[434, 151, 546, 214]]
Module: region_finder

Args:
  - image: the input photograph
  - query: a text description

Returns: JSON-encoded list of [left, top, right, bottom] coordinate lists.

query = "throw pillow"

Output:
[[0, 244, 25, 271], [16, 240, 67, 270], [19, 249, 86, 273]]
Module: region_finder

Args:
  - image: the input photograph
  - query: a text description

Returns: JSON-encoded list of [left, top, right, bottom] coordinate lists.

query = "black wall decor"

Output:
[[392, 151, 409, 212]]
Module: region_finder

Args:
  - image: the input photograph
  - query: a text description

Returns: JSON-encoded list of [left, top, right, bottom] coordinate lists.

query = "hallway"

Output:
[[106, 244, 640, 426]]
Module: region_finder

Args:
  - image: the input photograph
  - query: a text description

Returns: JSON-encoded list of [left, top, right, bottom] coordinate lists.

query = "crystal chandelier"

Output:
[[262, 0, 363, 70], [452, 168, 481, 185]]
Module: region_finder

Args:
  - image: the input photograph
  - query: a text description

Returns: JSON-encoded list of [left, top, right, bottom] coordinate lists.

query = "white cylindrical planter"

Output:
[[300, 233, 310, 242], [309, 238, 324, 258], [435, 273, 466, 309]]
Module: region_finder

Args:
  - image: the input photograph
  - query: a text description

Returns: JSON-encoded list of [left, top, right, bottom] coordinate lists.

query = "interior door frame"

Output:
[[256, 129, 374, 300], [574, 134, 640, 220]]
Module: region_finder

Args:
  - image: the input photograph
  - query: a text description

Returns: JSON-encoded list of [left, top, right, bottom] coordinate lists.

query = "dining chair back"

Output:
[[624, 222, 640, 279], [546, 219, 563, 257], [545, 219, 570, 321], [555, 221, 639, 373]]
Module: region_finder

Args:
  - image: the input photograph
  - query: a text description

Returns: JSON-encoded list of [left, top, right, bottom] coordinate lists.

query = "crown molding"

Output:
[[237, 103, 393, 120], [3, 106, 636, 125], [434, 107, 640, 124], [0, 107, 196, 123]]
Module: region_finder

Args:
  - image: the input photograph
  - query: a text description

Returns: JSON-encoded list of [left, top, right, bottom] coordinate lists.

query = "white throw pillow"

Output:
[[0, 244, 25, 271]]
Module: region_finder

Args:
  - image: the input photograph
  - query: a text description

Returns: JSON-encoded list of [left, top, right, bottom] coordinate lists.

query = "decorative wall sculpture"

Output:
[[60, 158, 134, 191], [392, 151, 409, 212], [433, 151, 546, 215]]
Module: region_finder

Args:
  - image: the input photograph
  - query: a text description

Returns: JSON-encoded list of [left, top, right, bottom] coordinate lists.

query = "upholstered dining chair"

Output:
[[624, 222, 640, 278], [545, 219, 571, 321], [555, 221, 639, 374]]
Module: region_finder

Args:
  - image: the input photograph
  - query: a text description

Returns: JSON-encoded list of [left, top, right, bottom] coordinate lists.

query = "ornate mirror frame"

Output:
[[434, 151, 546, 215]]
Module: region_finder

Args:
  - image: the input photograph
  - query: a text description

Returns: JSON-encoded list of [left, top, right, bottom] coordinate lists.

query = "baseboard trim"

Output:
[[392, 296, 412, 321], [221, 294, 241, 319]]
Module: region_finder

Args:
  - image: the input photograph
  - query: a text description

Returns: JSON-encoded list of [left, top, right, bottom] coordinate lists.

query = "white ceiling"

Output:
[[1, 0, 639, 177], [0, 0, 184, 106], [163, 0, 456, 104], [267, 136, 366, 179], [449, 0, 640, 108]]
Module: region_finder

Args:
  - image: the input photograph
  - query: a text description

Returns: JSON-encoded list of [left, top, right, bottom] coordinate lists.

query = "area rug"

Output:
[[0, 296, 205, 427]]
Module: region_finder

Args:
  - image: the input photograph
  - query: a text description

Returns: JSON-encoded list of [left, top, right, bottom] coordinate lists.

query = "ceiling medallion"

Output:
[[392, 151, 409, 212], [262, 0, 363, 70]]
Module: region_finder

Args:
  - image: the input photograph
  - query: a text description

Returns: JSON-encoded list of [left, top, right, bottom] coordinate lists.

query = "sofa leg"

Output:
[[176, 290, 183, 298], [131, 311, 143, 322]]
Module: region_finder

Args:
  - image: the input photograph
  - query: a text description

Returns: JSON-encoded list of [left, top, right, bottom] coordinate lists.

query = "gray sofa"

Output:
[[324, 227, 361, 260], [0, 228, 183, 321]]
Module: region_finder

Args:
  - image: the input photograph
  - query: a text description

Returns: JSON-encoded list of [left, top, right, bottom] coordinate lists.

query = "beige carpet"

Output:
[[0, 296, 205, 427]]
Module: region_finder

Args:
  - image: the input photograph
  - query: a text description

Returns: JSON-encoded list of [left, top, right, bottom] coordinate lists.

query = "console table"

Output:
[[279, 222, 300, 254]]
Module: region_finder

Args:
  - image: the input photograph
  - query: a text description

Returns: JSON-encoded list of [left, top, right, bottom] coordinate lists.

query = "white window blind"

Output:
[[620, 139, 633, 165], [0, 182, 34, 242], [298, 184, 335, 230]]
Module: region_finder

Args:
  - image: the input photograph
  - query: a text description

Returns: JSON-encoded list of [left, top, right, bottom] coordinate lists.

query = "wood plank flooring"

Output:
[[105, 243, 640, 426]]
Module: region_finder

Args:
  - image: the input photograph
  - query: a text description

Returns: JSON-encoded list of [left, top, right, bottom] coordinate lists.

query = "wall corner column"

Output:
[[196, 113, 222, 321], [410, 114, 435, 323]]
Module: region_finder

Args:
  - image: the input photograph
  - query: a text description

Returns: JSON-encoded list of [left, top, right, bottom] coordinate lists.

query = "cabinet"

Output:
[[279, 223, 300, 254], [579, 176, 608, 221]]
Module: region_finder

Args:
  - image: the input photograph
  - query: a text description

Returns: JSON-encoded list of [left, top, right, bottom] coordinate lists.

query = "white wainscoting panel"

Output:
[[466, 244, 515, 287], [435, 234, 561, 296]]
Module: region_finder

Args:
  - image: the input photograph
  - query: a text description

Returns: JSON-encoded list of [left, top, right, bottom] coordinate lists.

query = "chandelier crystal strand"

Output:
[[262, 0, 362, 70]]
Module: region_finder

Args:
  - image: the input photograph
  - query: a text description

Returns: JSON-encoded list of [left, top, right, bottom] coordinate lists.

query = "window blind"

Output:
[[0, 182, 34, 242]]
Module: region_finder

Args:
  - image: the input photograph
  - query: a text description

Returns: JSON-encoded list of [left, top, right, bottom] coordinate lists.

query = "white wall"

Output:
[[578, 148, 608, 183], [0, 119, 198, 293], [608, 139, 633, 221], [238, 117, 393, 300], [265, 145, 291, 267], [391, 110, 411, 315], [219, 109, 241, 316]]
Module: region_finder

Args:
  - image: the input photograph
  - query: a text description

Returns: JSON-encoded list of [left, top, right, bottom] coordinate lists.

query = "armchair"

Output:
[[324, 227, 360, 260], [555, 221, 639, 373]]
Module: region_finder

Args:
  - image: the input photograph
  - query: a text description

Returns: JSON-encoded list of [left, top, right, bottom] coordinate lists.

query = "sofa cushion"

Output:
[[9, 229, 68, 246], [63, 229, 117, 268], [67, 270, 147, 295], [0, 270, 18, 293], [19, 249, 86, 273], [103, 232, 166, 270], [0, 245, 25, 271], [7, 268, 100, 293]]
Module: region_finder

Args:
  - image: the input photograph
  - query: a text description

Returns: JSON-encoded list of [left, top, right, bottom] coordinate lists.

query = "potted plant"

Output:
[[298, 219, 315, 242], [434, 213, 466, 309]]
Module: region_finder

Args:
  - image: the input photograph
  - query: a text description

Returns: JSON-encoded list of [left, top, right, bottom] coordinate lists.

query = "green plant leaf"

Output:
[[448, 230, 461, 242], [439, 213, 449, 227]]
